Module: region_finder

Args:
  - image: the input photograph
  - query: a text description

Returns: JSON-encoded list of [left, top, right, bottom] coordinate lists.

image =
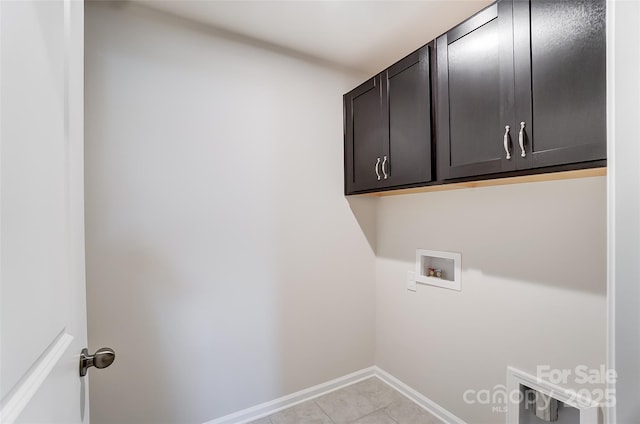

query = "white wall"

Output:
[[84, 3, 375, 423], [375, 177, 607, 423]]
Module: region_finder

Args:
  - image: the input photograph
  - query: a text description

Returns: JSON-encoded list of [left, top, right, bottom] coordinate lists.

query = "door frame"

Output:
[[605, 1, 640, 423]]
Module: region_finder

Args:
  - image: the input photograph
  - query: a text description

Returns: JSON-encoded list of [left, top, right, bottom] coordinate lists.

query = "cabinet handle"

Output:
[[504, 125, 511, 160], [519, 121, 526, 158], [382, 155, 388, 179], [375, 157, 381, 181]]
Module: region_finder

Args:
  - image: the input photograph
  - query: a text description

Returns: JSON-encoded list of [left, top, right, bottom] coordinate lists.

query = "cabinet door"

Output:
[[437, 3, 516, 180], [513, 0, 606, 168], [344, 76, 384, 194], [380, 46, 433, 188]]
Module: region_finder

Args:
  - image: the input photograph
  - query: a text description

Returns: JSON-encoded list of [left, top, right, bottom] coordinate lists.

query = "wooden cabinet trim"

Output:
[[360, 167, 606, 197]]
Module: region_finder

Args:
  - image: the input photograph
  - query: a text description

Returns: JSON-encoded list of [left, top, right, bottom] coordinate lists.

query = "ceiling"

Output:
[[131, 0, 492, 75]]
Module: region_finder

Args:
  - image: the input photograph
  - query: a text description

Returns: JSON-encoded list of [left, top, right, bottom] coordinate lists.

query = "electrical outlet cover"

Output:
[[407, 271, 417, 291]]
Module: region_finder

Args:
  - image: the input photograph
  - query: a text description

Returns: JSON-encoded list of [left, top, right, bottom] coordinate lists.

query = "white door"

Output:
[[1, 0, 92, 423]]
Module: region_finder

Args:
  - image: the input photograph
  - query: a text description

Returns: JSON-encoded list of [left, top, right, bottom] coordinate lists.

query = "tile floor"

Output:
[[248, 377, 443, 424]]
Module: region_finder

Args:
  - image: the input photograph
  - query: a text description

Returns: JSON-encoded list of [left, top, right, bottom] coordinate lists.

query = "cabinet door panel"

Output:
[[513, 0, 606, 168], [448, 20, 500, 167], [437, 4, 516, 180], [382, 46, 432, 188], [344, 77, 382, 194]]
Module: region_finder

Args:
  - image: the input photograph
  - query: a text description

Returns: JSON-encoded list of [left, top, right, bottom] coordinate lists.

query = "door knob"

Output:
[[79, 347, 115, 377]]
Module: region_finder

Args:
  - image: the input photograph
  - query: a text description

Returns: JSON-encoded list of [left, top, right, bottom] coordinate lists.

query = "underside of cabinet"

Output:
[[362, 166, 606, 197]]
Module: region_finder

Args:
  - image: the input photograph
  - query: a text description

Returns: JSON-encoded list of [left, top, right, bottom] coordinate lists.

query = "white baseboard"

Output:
[[202, 366, 464, 424], [373, 366, 466, 424], [202, 367, 376, 424]]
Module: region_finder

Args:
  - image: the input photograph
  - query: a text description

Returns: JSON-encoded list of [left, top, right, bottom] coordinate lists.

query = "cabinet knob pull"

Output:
[[382, 155, 388, 179], [504, 125, 511, 160], [519, 121, 526, 158], [375, 157, 381, 181]]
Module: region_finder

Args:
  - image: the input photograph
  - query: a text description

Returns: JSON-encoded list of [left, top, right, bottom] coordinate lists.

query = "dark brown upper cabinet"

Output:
[[513, 0, 606, 169], [344, 76, 384, 194], [437, 0, 606, 181], [436, 3, 514, 180], [344, 45, 433, 195]]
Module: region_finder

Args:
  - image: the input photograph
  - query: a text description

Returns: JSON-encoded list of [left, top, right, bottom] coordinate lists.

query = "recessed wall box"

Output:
[[415, 249, 461, 291]]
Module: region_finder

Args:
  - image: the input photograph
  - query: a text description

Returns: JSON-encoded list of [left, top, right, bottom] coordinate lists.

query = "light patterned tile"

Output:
[[385, 395, 443, 424], [349, 378, 404, 410], [315, 378, 399, 424], [315, 387, 373, 424], [269, 400, 333, 424], [352, 409, 398, 424]]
